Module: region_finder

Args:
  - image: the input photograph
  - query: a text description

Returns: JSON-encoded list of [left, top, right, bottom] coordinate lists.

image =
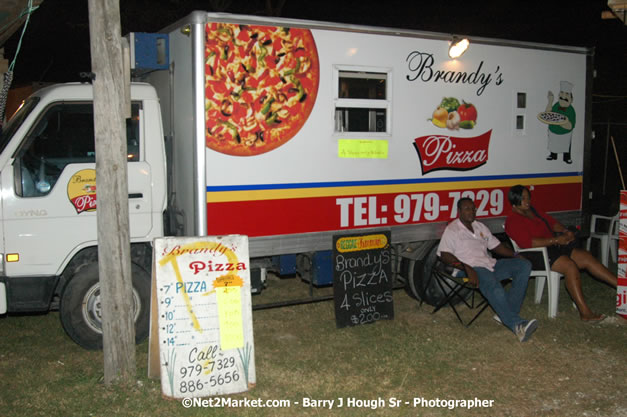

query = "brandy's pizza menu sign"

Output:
[[332, 231, 394, 328], [149, 236, 256, 398], [618, 191, 627, 319]]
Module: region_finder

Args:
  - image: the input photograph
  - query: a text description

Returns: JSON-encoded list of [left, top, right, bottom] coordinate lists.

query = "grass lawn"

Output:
[[1, 271, 625, 417]]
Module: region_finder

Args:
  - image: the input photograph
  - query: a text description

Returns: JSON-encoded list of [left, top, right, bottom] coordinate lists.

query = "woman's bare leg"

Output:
[[570, 248, 618, 287], [551, 256, 604, 321]]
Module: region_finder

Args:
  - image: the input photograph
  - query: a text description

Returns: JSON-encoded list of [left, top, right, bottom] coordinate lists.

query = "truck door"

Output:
[[1, 101, 154, 277]]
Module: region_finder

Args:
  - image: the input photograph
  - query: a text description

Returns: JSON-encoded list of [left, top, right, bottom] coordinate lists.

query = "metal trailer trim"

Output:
[[160, 11, 592, 56], [191, 18, 208, 236], [581, 50, 595, 234]]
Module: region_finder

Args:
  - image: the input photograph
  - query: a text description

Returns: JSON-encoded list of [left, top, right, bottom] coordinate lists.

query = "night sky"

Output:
[[5, 1, 626, 98], [4, 0, 626, 123]]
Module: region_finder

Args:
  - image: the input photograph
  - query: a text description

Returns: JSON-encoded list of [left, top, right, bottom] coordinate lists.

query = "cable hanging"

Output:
[[1, 0, 40, 127]]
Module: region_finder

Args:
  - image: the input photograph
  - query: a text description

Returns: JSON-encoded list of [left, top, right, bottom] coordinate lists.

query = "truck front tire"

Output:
[[59, 262, 151, 350]]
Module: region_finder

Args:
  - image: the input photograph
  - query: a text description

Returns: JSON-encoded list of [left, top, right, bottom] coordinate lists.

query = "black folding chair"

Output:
[[427, 259, 490, 327]]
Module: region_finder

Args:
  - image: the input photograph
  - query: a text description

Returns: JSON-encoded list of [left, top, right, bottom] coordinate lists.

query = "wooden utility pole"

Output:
[[87, 0, 135, 384]]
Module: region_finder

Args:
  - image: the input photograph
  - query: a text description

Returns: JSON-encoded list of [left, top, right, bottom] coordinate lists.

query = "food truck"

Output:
[[0, 12, 592, 348]]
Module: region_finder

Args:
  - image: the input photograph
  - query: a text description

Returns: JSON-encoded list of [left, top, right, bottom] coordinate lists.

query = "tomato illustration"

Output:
[[457, 101, 477, 122]]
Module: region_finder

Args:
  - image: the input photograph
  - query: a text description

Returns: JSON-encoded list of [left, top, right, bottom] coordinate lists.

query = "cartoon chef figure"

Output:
[[543, 81, 575, 164]]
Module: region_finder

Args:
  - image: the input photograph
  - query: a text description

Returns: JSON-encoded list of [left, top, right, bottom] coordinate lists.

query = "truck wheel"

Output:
[[403, 241, 471, 307], [60, 262, 151, 350], [402, 257, 425, 301]]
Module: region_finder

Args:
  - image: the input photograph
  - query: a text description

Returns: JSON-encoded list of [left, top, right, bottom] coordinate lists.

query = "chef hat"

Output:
[[560, 81, 574, 93]]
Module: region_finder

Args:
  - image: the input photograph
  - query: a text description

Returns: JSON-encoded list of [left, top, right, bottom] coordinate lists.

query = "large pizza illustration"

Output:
[[205, 23, 320, 156]]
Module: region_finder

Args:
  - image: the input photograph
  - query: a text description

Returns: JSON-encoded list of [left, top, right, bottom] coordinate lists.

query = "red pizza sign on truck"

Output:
[[414, 130, 492, 174]]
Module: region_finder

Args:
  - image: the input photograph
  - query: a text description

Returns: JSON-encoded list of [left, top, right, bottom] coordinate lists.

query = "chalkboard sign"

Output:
[[332, 231, 394, 328], [149, 236, 256, 398]]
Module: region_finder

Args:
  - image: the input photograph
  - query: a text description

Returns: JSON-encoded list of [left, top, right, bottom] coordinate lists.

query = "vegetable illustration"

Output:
[[439, 97, 460, 113], [457, 101, 477, 122], [430, 107, 448, 128], [429, 97, 478, 130], [446, 111, 460, 130], [459, 120, 475, 129]]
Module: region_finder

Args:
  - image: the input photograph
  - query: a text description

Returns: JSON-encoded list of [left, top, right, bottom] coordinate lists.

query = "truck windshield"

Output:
[[0, 97, 40, 155]]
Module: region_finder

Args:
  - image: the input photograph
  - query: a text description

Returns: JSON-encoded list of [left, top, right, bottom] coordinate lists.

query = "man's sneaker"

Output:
[[493, 314, 502, 325], [515, 319, 538, 342]]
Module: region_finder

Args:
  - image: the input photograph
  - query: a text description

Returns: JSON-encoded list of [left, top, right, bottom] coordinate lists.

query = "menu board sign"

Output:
[[150, 236, 256, 398], [332, 231, 394, 328]]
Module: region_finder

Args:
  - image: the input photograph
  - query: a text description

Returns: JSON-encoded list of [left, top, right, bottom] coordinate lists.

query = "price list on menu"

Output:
[[150, 236, 256, 398], [332, 231, 394, 328]]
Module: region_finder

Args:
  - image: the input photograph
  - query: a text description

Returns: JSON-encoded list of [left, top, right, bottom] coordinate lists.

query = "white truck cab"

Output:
[[0, 82, 166, 349]]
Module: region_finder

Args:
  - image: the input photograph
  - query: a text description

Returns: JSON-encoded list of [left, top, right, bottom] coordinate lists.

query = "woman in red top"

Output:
[[505, 185, 617, 321]]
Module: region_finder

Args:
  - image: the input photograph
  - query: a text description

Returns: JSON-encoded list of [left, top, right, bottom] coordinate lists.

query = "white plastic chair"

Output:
[[509, 238, 564, 318], [586, 213, 619, 268]]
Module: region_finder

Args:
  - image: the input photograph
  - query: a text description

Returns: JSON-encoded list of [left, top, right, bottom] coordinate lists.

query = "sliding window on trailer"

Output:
[[333, 67, 391, 135]]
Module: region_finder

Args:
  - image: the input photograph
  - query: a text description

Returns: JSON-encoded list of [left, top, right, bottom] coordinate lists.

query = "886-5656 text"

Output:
[[178, 346, 240, 394]]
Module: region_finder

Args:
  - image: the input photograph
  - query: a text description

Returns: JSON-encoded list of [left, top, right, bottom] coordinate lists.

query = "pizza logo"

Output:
[[414, 130, 492, 174], [67, 169, 97, 214], [205, 23, 320, 156]]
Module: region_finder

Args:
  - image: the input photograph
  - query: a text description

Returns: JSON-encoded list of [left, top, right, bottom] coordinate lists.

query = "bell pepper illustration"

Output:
[[457, 101, 477, 129]]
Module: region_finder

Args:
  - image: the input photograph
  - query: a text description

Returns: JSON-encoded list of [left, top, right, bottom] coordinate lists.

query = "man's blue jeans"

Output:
[[474, 258, 532, 331]]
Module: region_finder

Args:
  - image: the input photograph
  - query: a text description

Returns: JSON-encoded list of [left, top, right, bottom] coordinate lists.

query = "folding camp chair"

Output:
[[428, 259, 490, 327]]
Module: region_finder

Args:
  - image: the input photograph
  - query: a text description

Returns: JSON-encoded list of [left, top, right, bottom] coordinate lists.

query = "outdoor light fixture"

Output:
[[448, 37, 469, 59]]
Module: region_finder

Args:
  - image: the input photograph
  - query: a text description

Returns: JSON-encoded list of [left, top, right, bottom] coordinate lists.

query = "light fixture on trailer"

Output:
[[449, 37, 470, 59]]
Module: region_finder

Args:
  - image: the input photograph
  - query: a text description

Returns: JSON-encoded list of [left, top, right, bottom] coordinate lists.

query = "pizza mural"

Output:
[[205, 23, 320, 156]]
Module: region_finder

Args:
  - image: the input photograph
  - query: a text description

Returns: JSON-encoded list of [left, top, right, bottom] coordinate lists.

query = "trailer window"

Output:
[[334, 70, 390, 134], [515, 92, 527, 133], [517, 92, 527, 108], [13, 102, 141, 198], [338, 72, 386, 99]]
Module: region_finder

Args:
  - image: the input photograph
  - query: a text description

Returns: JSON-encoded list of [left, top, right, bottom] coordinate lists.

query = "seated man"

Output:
[[437, 197, 537, 342]]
